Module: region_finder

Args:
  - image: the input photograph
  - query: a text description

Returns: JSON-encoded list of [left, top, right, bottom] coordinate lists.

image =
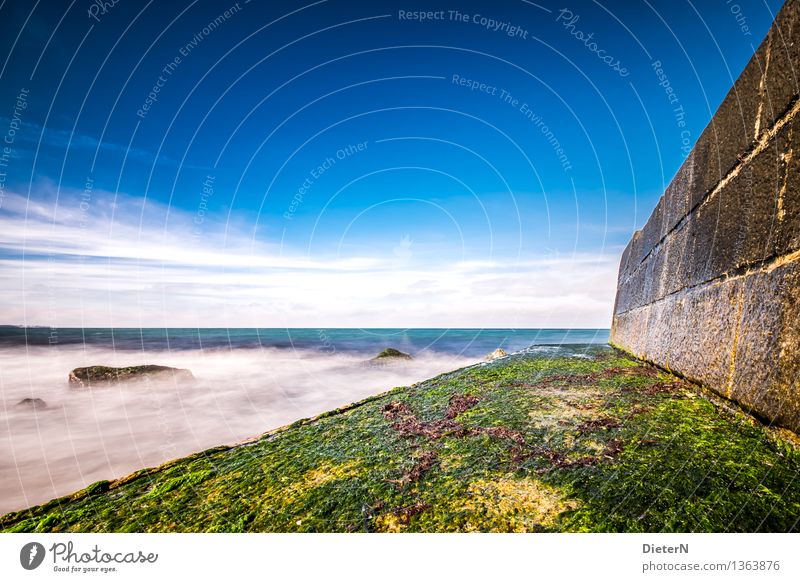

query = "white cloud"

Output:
[[0, 185, 620, 328]]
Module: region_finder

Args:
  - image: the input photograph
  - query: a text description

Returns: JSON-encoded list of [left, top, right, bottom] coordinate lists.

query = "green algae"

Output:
[[2, 346, 799, 533], [372, 348, 413, 361]]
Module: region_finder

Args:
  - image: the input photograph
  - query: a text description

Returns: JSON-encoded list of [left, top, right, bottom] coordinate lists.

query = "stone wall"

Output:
[[610, 0, 800, 432]]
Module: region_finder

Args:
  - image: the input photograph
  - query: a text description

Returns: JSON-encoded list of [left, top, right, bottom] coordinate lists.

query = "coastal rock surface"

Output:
[[364, 348, 414, 367], [373, 348, 413, 360], [485, 348, 508, 361], [68, 365, 194, 388]]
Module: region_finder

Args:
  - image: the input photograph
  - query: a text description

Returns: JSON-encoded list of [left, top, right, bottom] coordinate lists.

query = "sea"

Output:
[[0, 327, 608, 513]]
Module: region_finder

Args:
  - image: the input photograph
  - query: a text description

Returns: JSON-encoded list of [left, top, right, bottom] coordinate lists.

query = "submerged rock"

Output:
[[372, 348, 413, 361], [485, 348, 508, 361], [363, 348, 413, 368], [16, 398, 47, 410], [68, 365, 194, 388]]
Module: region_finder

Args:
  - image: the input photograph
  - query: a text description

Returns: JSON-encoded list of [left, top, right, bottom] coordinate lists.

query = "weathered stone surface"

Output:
[[759, 0, 800, 132], [614, 255, 647, 314], [691, 41, 769, 203], [661, 155, 694, 235], [731, 260, 800, 431], [615, 224, 689, 314], [613, 277, 742, 392], [617, 232, 641, 288], [770, 118, 799, 257], [650, 220, 693, 303], [679, 119, 795, 288], [639, 197, 664, 264], [612, 1, 800, 433]]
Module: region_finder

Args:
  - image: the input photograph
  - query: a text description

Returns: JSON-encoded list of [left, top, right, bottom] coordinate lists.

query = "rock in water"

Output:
[[485, 348, 508, 361], [363, 348, 414, 367], [68, 365, 194, 388], [372, 348, 413, 361], [16, 398, 47, 410]]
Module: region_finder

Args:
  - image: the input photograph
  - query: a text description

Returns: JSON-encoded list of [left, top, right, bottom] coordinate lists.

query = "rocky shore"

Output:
[[2, 346, 798, 532]]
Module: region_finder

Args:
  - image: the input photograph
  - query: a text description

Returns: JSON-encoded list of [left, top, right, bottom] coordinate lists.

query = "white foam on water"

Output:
[[0, 345, 477, 514]]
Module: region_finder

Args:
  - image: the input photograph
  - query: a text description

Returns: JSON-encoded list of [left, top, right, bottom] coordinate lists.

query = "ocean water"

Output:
[[0, 327, 608, 513], [0, 326, 609, 355]]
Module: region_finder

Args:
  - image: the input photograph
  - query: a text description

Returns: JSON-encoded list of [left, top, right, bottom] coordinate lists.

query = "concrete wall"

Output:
[[610, 0, 800, 432]]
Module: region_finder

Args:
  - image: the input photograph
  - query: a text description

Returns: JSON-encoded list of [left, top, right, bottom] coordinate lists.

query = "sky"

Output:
[[0, 0, 785, 328]]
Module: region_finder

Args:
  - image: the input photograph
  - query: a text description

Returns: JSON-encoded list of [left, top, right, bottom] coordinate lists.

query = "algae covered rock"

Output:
[[485, 348, 508, 361], [373, 348, 413, 360], [362, 348, 414, 368], [68, 365, 194, 388], [371, 348, 413, 362]]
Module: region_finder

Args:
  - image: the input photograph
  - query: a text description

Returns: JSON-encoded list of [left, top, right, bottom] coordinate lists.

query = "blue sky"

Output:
[[0, 0, 784, 327]]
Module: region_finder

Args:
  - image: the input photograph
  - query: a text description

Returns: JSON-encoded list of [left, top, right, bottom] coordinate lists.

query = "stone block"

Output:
[[759, 0, 800, 132], [661, 279, 743, 390], [657, 220, 693, 299], [689, 41, 769, 206], [661, 156, 694, 235], [639, 197, 664, 262], [731, 259, 800, 432], [770, 117, 800, 258]]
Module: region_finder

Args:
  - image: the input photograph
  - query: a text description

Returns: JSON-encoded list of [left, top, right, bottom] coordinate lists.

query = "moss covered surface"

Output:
[[372, 348, 413, 360], [3, 346, 799, 532]]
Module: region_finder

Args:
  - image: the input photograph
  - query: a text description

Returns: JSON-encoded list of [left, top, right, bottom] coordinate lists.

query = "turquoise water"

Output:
[[0, 327, 609, 357]]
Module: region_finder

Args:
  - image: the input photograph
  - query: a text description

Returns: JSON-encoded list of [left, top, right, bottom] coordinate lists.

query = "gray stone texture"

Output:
[[611, 0, 800, 432]]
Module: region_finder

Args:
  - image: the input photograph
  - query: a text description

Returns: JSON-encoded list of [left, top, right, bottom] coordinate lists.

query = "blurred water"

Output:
[[0, 327, 608, 513]]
